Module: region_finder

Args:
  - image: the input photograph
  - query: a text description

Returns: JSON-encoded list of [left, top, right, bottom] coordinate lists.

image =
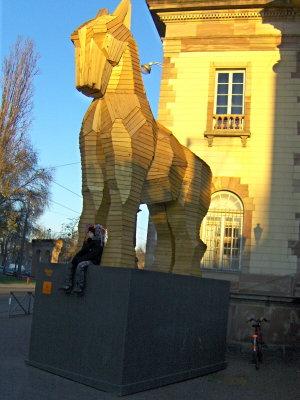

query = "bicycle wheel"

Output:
[[257, 342, 263, 363], [253, 350, 259, 370]]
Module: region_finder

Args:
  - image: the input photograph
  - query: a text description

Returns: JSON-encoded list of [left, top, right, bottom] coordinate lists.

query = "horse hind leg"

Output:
[[165, 147, 211, 276], [165, 200, 206, 276]]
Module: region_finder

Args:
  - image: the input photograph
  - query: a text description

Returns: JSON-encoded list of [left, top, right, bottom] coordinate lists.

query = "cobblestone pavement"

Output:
[[0, 294, 299, 400]]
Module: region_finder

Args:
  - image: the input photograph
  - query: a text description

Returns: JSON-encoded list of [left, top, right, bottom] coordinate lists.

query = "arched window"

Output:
[[201, 191, 243, 271]]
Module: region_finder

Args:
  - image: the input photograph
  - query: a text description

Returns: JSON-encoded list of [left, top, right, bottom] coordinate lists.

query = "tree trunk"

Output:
[[2, 237, 9, 271], [17, 208, 29, 279]]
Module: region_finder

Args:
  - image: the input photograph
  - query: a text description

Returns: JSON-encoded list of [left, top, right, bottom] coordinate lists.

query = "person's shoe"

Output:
[[59, 283, 72, 293], [72, 286, 84, 295]]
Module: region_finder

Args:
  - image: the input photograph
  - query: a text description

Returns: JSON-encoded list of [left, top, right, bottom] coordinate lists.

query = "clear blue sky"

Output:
[[1, 0, 162, 247]]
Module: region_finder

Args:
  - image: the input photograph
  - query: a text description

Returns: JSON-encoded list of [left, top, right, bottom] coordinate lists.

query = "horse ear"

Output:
[[95, 8, 109, 18], [113, 0, 131, 29]]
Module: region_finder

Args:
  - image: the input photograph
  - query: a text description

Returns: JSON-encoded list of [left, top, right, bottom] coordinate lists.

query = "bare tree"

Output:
[[0, 37, 53, 276], [0, 37, 37, 139], [58, 218, 79, 262], [0, 37, 51, 207]]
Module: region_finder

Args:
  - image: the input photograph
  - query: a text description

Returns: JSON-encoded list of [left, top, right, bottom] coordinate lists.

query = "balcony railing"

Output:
[[204, 114, 250, 147], [213, 114, 244, 130]]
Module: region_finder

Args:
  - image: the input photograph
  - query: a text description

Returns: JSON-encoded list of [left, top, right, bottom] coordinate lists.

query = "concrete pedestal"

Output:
[[27, 264, 230, 395]]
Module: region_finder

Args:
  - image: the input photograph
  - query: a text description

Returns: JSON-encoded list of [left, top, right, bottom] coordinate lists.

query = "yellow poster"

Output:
[[42, 281, 52, 295]]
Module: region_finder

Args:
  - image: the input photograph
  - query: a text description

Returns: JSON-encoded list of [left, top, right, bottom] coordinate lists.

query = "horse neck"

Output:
[[106, 38, 151, 107]]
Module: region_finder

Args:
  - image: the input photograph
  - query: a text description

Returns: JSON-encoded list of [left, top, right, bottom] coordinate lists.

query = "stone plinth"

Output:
[[27, 263, 230, 395]]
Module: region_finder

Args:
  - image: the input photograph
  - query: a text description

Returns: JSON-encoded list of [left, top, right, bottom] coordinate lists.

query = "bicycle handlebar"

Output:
[[247, 317, 270, 323]]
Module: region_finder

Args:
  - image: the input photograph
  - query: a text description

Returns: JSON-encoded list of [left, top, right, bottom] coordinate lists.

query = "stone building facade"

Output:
[[146, 0, 300, 298]]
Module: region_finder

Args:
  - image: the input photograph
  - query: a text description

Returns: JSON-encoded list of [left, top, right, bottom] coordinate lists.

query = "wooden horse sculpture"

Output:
[[71, 0, 212, 276]]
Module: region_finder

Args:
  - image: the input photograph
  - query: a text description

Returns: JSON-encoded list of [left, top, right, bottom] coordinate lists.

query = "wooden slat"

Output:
[[74, 1, 212, 271]]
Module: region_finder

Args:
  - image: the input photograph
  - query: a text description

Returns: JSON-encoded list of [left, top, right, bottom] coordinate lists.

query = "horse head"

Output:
[[71, 0, 132, 98]]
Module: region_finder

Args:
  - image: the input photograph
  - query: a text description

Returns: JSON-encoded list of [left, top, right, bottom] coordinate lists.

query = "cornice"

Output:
[[147, 0, 300, 12], [157, 7, 297, 22]]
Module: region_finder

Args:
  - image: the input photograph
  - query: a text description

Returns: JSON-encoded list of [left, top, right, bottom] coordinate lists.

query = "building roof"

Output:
[[146, 0, 300, 36], [146, 0, 300, 12]]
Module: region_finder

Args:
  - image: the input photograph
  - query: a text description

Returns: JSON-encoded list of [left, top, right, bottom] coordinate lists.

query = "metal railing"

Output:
[[8, 291, 34, 317]]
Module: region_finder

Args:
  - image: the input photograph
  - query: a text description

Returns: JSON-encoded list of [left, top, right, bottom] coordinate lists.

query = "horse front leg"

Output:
[[101, 165, 147, 267], [77, 126, 105, 247], [100, 118, 155, 268], [101, 202, 139, 267]]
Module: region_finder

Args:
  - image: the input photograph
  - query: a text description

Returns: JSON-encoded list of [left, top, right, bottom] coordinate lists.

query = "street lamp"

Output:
[[141, 61, 163, 75]]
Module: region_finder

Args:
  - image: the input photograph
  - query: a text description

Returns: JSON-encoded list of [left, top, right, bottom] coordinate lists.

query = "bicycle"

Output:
[[248, 317, 269, 370]]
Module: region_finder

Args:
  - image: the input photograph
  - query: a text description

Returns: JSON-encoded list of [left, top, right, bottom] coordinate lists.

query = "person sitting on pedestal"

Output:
[[60, 224, 105, 295]]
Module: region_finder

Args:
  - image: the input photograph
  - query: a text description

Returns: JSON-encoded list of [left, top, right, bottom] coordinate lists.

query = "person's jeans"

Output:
[[74, 260, 93, 291]]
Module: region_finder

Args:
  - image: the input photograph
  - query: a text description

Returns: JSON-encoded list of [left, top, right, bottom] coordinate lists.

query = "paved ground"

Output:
[[0, 293, 299, 400]]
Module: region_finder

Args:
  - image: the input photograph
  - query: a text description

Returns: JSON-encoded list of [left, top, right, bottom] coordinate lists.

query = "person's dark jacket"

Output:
[[72, 238, 103, 266]]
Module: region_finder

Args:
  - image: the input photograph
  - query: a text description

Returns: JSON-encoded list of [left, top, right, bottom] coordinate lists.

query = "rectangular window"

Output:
[[215, 70, 245, 115], [205, 64, 250, 145]]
